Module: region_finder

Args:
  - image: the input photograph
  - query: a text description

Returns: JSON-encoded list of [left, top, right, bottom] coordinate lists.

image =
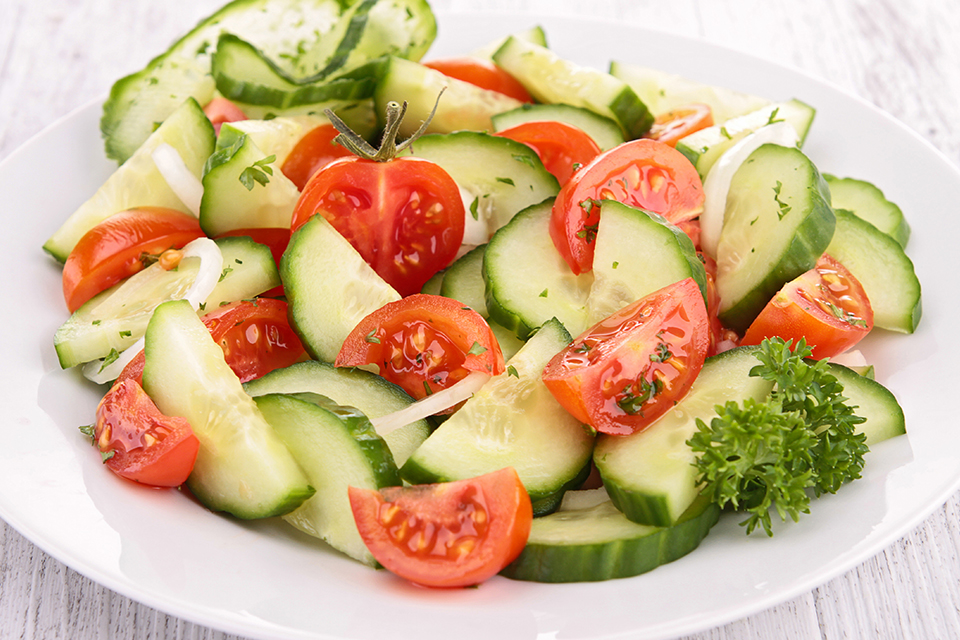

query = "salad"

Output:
[[46, 0, 920, 589]]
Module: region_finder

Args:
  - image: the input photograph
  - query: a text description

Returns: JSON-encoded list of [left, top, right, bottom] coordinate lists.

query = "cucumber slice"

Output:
[[254, 392, 400, 565], [492, 103, 626, 151], [202, 236, 280, 311], [585, 200, 707, 326], [400, 318, 596, 516], [825, 209, 922, 333], [469, 25, 548, 59], [500, 490, 719, 583], [143, 300, 313, 519], [45, 99, 214, 262], [483, 201, 593, 340], [595, 346, 774, 527], [827, 363, 906, 446], [715, 143, 835, 333], [244, 360, 432, 466], [823, 174, 910, 247], [219, 115, 329, 166], [400, 131, 559, 236], [676, 100, 815, 178], [492, 37, 653, 139], [374, 57, 524, 137], [281, 214, 400, 362], [439, 245, 488, 315]]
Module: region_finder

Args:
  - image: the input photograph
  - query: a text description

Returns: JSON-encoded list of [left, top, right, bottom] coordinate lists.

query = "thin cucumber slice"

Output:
[[255, 392, 400, 565], [281, 214, 400, 362], [45, 99, 214, 262], [492, 103, 626, 151], [595, 346, 774, 527], [143, 300, 313, 519], [825, 209, 922, 333], [244, 360, 432, 466], [439, 245, 488, 315], [202, 236, 280, 311], [827, 363, 906, 446], [219, 115, 329, 166], [500, 491, 719, 583], [715, 143, 835, 333], [400, 318, 596, 516], [469, 25, 547, 59], [492, 37, 653, 139], [824, 174, 910, 247]]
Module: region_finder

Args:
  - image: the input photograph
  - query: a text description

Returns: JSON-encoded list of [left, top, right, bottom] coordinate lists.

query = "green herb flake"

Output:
[[507, 365, 519, 378], [539, 289, 549, 298], [119, 330, 132, 338], [773, 181, 792, 220], [468, 341, 488, 356], [239, 154, 277, 191], [365, 329, 381, 344], [470, 197, 480, 221], [495, 177, 515, 186]]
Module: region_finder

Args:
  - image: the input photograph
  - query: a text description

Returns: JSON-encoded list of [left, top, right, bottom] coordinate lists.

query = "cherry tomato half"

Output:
[[542, 277, 710, 435], [741, 254, 873, 359], [349, 467, 533, 588], [424, 57, 533, 103], [336, 294, 505, 401], [280, 123, 354, 191], [62, 207, 205, 312], [203, 97, 247, 135], [495, 120, 601, 185], [550, 139, 705, 275], [94, 379, 200, 487], [643, 103, 714, 147]]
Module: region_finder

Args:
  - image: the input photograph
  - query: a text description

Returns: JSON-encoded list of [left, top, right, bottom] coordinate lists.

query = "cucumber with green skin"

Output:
[[491, 103, 626, 151], [824, 174, 911, 248], [828, 362, 906, 446]]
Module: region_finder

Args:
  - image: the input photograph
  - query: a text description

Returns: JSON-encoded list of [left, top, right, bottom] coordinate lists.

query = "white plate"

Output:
[[2, 11, 958, 640]]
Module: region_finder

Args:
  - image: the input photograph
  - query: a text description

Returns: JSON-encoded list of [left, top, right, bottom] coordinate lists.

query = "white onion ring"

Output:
[[370, 371, 492, 435], [152, 142, 203, 216]]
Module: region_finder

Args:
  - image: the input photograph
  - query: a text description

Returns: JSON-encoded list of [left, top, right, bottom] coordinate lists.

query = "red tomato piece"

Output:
[[424, 57, 533, 102], [348, 467, 533, 588], [741, 254, 873, 360], [291, 157, 465, 297], [495, 120, 601, 185], [643, 103, 714, 147], [280, 123, 353, 191], [542, 277, 710, 435], [203, 97, 247, 135], [94, 379, 199, 487], [62, 207, 205, 312], [550, 139, 705, 275], [336, 294, 505, 401], [700, 252, 740, 356]]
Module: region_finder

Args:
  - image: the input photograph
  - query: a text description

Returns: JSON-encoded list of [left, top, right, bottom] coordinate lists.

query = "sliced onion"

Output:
[[152, 142, 203, 216], [82, 238, 224, 384], [370, 371, 492, 436], [830, 349, 868, 368], [700, 121, 800, 258]]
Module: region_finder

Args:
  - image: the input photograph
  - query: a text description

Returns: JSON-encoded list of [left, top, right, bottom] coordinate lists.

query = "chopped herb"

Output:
[[826, 302, 868, 328], [650, 342, 672, 363], [470, 197, 480, 221], [468, 341, 488, 356], [612, 261, 619, 269], [119, 330, 132, 338], [79, 424, 96, 443], [539, 289, 549, 298], [99, 349, 120, 373], [495, 177, 515, 186], [365, 329, 381, 344], [766, 107, 783, 125], [423, 380, 433, 396], [507, 365, 519, 378], [92, 320, 101, 326], [720, 126, 732, 139], [773, 181, 792, 220], [513, 154, 537, 168], [239, 154, 277, 190], [100, 450, 116, 463], [219, 267, 233, 282]]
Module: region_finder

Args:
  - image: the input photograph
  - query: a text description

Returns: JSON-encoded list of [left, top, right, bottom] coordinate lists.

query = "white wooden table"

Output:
[[2, 0, 958, 638]]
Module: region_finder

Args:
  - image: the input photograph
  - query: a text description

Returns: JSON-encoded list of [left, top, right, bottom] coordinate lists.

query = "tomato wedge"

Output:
[[424, 57, 533, 102], [348, 467, 533, 588], [336, 294, 505, 401], [203, 97, 247, 135], [62, 207, 205, 312], [280, 123, 353, 191], [550, 138, 705, 274], [741, 254, 873, 359], [93, 379, 199, 487], [542, 277, 710, 435], [643, 103, 714, 147], [495, 120, 601, 185]]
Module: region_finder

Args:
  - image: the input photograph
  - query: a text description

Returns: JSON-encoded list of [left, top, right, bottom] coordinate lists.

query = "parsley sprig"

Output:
[[688, 338, 868, 536]]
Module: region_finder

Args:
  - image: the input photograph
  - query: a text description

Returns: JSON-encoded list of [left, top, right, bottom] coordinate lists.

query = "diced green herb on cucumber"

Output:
[[202, 235, 281, 310]]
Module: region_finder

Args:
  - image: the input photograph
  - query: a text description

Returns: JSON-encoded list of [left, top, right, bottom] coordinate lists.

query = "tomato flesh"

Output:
[[424, 57, 533, 102], [203, 97, 246, 135], [336, 294, 504, 402], [348, 467, 533, 588], [495, 120, 601, 185], [280, 123, 353, 191], [542, 278, 710, 435], [643, 103, 714, 147], [550, 139, 704, 274], [741, 254, 873, 359], [94, 379, 199, 487]]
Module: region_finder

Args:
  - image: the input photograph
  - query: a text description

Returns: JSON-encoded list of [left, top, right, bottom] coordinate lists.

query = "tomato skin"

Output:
[[741, 254, 873, 360], [280, 124, 353, 191], [94, 379, 199, 487], [542, 278, 710, 435], [291, 157, 466, 297], [495, 120, 601, 185], [203, 97, 247, 135], [643, 103, 714, 147], [424, 57, 533, 102], [550, 139, 705, 275], [62, 207, 205, 312], [348, 467, 533, 588], [336, 294, 504, 401]]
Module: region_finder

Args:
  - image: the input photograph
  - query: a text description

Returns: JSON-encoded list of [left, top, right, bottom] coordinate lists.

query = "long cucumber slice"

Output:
[[824, 174, 911, 248]]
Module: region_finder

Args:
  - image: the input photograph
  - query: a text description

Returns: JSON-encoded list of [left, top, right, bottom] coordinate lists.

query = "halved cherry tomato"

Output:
[[495, 120, 601, 185], [62, 207, 205, 312], [542, 277, 710, 435], [291, 156, 465, 296], [280, 123, 353, 191], [203, 97, 247, 135], [336, 294, 505, 401], [550, 139, 705, 275], [93, 379, 199, 487], [700, 252, 740, 355], [643, 103, 714, 147], [741, 254, 873, 359], [424, 57, 533, 102], [348, 467, 533, 588], [214, 227, 291, 297]]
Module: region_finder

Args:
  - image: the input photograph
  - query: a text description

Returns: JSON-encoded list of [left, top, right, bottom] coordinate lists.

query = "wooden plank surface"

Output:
[[2, 0, 958, 638]]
